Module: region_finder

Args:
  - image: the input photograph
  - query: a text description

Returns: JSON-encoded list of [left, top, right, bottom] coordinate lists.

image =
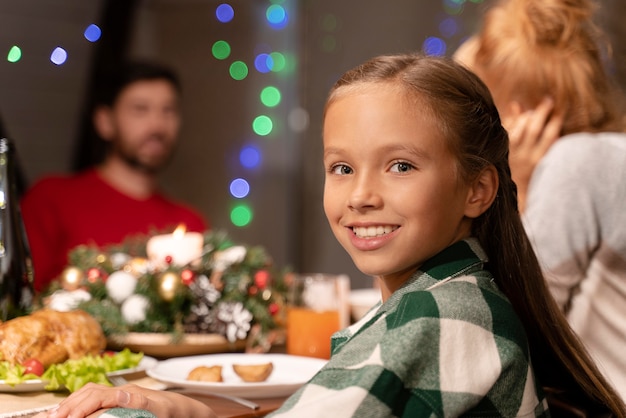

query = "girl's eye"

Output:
[[390, 161, 414, 173], [330, 164, 353, 175]]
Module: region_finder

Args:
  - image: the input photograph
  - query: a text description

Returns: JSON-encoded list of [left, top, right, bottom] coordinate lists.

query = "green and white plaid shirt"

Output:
[[269, 239, 549, 417]]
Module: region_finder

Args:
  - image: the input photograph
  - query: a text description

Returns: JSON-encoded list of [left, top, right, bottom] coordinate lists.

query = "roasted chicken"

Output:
[[0, 309, 106, 368]]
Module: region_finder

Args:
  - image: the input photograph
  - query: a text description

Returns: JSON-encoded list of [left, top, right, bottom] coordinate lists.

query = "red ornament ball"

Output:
[[254, 270, 270, 289], [181, 269, 195, 285], [87, 268, 102, 283], [268, 302, 279, 316], [248, 285, 258, 296], [165, 255, 173, 265]]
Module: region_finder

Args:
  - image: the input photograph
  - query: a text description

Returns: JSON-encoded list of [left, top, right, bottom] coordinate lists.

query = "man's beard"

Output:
[[116, 135, 175, 174]]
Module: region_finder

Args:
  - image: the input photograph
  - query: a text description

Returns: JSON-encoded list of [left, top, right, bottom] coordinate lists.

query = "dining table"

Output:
[[0, 372, 288, 418]]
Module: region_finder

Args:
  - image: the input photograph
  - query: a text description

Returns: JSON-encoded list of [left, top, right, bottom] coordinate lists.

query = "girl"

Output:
[[37, 54, 625, 418]]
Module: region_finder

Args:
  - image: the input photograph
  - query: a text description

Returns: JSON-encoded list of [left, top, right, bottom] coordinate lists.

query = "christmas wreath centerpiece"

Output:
[[42, 228, 289, 352]]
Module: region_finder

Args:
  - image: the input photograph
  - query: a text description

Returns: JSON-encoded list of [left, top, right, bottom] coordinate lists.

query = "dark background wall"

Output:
[[0, 0, 623, 289]]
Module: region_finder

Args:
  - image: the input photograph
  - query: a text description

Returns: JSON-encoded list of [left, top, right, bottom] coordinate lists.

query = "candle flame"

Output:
[[173, 224, 187, 238]]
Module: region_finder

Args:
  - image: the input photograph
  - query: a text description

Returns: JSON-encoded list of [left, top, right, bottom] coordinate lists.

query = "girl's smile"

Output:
[[346, 223, 400, 251], [351, 225, 399, 238]]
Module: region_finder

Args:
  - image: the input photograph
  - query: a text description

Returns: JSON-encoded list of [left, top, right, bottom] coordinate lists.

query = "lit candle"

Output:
[[146, 224, 204, 269]]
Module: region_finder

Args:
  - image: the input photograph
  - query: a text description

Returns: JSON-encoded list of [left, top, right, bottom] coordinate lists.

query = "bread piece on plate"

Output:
[[187, 365, 223, 382], [233, 362, 273, 382]]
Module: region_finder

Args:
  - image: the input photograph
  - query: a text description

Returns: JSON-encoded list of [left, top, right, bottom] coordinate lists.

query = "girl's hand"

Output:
[[32, 383, 217, 418], [503, 97, 564, 212]]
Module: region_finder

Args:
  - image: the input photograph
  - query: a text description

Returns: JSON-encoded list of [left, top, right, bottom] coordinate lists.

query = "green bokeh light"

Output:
[[443, 2, 464, 14], [321, 14, 338, 31], [231, 204, 253, 227], [321, 35, 337, 52], [229, 61, 249, 80], [260, 86, 281, 107], [269, 52, 286, 72], [7, 46, 21, 63], [212, 40, 231, 60], [253, 115, 273, 136]]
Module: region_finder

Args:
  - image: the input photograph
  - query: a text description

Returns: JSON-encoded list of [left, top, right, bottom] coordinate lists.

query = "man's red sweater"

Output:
[[20, 169, 208, 291]]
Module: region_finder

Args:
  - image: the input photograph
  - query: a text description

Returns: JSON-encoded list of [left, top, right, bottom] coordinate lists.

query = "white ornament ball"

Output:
[[106, 271, 138, 303], [47, 289, 92, 312], [213, 246, 247, 271], [121, 294, 150, 325], [110, 252, 132, 269]]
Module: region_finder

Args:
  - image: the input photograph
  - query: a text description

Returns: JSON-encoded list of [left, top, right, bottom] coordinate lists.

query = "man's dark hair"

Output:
[[95, 60, 182, 107]]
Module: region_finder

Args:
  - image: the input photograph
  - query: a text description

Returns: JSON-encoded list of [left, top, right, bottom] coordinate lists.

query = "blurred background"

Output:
[[1, 0, 624, 289]]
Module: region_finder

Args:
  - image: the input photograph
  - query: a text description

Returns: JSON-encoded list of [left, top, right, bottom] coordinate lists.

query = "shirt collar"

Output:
[[382, 238, 488, 309]]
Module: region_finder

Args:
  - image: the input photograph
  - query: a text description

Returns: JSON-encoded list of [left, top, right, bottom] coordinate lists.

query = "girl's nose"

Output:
[[348, 177, 382, 211]]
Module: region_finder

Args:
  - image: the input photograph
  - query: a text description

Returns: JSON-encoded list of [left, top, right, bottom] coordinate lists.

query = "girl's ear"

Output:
[[93, 105, 115, 141], [465, 166, 498, 218]]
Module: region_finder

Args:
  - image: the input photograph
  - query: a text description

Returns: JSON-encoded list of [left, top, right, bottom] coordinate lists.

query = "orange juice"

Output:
[[286, 307, 340, 359]]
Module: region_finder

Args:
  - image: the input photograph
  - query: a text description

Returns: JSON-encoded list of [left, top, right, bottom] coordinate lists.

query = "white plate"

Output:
[[147, 353, 327, 399], [0, 355, 157, 393]]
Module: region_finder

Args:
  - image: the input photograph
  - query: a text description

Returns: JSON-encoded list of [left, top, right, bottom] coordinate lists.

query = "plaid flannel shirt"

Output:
[[269, 239, 550, 417]]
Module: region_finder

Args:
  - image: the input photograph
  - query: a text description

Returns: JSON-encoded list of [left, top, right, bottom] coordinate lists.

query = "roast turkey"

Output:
[[0, 309, 106, 367]]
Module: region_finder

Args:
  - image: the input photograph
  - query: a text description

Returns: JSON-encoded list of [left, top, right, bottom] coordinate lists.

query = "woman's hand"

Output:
[[503, 97, 564, 212], [32, 383, 217, 418]]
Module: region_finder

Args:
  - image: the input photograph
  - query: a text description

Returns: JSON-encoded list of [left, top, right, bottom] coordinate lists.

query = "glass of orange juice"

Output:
[[286, 273, 350, 359]]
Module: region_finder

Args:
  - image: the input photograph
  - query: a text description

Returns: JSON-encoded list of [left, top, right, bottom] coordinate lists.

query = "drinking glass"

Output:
[[286, 273, 350, 359]]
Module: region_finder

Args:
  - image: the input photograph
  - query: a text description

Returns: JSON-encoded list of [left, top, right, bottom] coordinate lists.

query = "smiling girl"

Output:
[[36, 54, 624, 418]]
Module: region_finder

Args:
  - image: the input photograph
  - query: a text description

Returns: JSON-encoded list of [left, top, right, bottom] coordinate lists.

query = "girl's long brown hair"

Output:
[[327, 53, 625, 417]]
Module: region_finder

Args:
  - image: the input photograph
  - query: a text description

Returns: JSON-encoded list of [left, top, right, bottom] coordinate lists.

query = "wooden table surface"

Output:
[[0, 374, 287, 418]]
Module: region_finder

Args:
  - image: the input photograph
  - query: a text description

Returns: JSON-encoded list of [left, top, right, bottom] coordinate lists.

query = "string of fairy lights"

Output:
[[211, 1, 293, 228], [3, 0, 482, 228], [211, 0, 484, 228]]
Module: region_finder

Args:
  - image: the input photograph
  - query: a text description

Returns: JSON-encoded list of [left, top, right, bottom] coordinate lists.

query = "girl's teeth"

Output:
[[353, 226, 396, 238]]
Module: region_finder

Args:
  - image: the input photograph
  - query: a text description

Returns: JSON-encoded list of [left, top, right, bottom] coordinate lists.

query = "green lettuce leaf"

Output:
[[0, 348, 143, 392]]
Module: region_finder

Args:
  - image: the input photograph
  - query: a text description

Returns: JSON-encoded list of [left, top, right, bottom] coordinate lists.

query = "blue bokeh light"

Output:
[[240, 145, 261, 169], [230, 178, 251, 198], [50, 47, 68, 65], [266, 4, 288, 29], [438, 17, 458, 38], [423, 37, 446, 56], [254, 53, 274, 73], [216, 4, 235, 23], [84, 24, 101, 42]]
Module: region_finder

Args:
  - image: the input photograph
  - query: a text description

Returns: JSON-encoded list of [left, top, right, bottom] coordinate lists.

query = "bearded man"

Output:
[[21, 60, 208, 291]]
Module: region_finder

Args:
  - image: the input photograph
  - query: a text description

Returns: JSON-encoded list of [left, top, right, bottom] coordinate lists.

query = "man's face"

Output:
[[102, 79, 181, 173]]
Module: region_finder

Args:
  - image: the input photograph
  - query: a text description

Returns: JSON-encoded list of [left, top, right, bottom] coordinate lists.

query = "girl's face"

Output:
[[323, 84, 475, 292]]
